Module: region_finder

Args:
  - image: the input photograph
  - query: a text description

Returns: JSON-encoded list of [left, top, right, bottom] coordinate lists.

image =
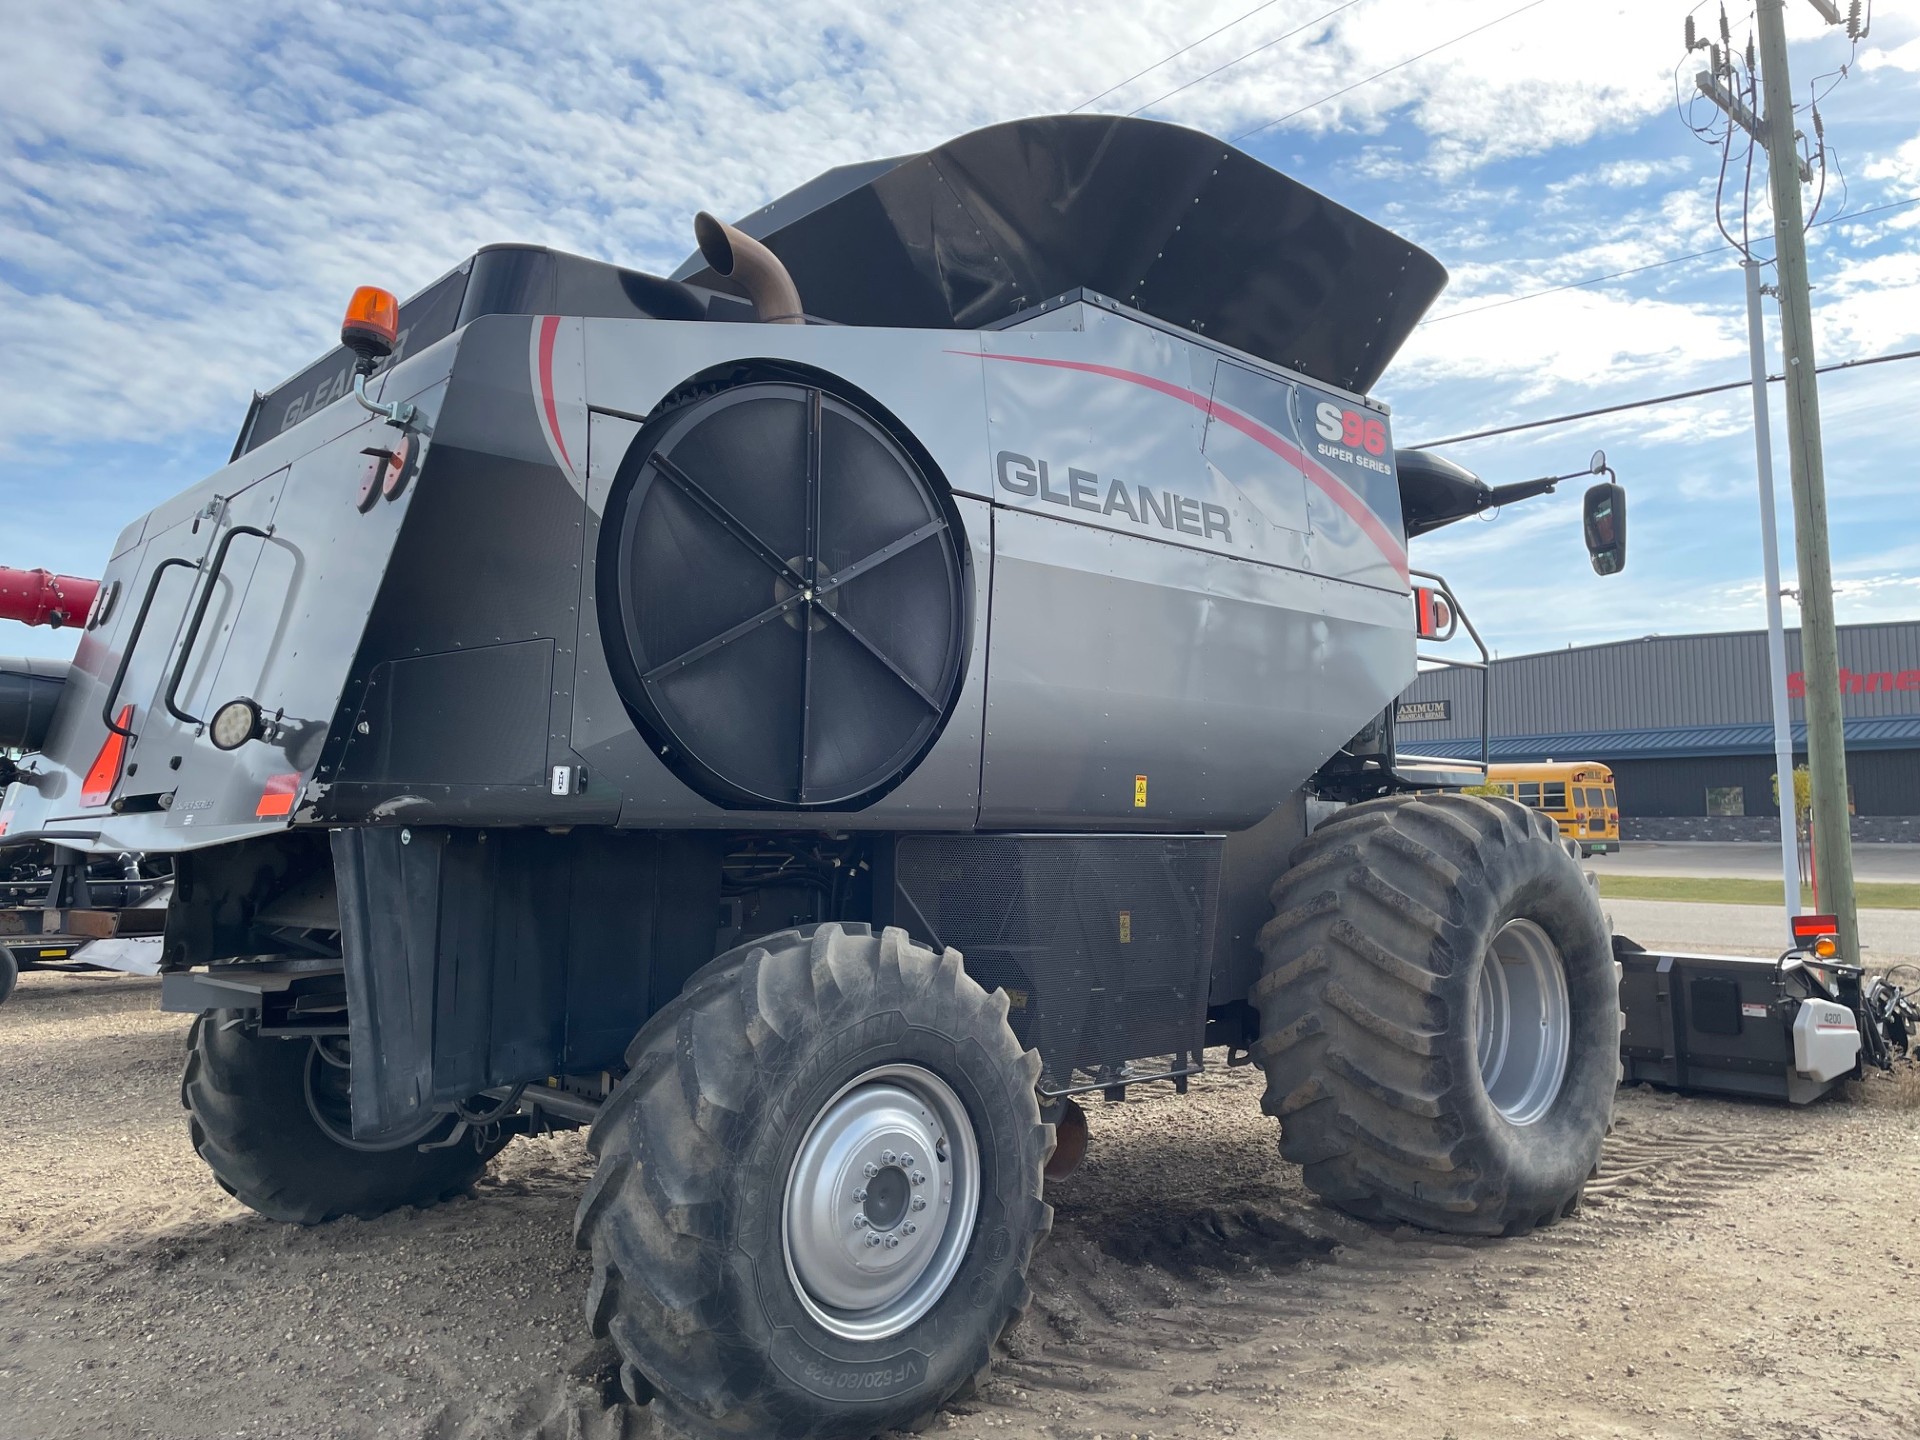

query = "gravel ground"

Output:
[[4, 966, 1919, 1440]]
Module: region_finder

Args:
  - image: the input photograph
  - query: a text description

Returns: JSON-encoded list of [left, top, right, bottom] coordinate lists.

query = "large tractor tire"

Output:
[[575, 923, 1052, 1440], [181, 1012, 508, 1225], [0, 947, 17, 1007], [1252, 793, 1617, 1236]]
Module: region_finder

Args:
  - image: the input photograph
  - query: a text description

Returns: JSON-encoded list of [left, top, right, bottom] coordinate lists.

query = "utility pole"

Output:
[[1753, 0, 1857, 959], [1741, 258, 1800, 919]]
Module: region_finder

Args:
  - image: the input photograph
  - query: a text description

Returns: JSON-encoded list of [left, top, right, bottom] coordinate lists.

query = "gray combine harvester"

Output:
[[0, 116, 1631, 1438]]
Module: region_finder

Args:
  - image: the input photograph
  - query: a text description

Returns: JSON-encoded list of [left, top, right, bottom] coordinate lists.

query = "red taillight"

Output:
[[1791, 913, 1838, 942], [1413, 585, 1456, 641], [80, 707, 133, 807]]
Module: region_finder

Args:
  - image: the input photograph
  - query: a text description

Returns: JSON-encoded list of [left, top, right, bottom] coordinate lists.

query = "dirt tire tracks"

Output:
[[961, 1106, 1833, 1434]]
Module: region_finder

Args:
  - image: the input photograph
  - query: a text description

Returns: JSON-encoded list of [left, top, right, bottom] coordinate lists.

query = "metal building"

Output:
[[1398, 620, 1920, 839]]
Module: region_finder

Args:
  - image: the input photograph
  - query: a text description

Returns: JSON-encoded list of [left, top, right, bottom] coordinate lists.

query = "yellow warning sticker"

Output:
[[1118, 911, 1132, 944], [1133, 774, 1148, 808]]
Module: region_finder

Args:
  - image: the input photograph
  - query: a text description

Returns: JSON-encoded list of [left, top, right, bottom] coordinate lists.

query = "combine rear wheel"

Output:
[[575, 923, 1052, 1440], [1253, 794, 1617, 1235], [181, 1013, 507, 1224]]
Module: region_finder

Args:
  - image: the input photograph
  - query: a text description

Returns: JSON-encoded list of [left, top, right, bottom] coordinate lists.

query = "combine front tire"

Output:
[[181, 1012, 506, 1224], [575, 923, 1052, 1440], [1253, 794, 1617, 1236]]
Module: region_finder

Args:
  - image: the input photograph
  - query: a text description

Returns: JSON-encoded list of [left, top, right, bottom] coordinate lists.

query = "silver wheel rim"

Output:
[[1473, 919, 1571, 1126], [782, 1063, 980, 1341]]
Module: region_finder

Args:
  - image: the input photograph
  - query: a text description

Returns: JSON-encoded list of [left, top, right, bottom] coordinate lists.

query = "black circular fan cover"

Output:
[[605, 381, 968, 810]]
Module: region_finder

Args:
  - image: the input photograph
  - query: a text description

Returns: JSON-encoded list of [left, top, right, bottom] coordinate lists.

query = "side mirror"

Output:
[[1583, 481, 1627, 575]]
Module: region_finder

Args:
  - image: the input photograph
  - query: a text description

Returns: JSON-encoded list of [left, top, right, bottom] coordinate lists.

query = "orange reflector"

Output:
[[1811, 936, 1839, 959], [341, 285, 400, 357], [255, 772, 302, 818], [81, 707, 133, 807]]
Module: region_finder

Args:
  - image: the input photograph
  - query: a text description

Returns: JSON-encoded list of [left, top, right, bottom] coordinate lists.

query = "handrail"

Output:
[[100, 558, 198, 738], [163, 524, 271, 726]]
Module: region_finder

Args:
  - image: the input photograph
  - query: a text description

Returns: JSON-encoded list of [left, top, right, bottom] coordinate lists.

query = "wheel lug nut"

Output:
[[899, 1154, 915, 1168], [903, 1222, 917, 1236], [853, 1214, 868, 1229], [866, 1233, 882, 1248], [884, 1235, 900, 1249], [911, 1196, 927, 1212], [911, 1171, 926, 1185], [852, 1188, 867, 1203], [882, 1151, 897, 1165], [863, 1163, 878, 1178]]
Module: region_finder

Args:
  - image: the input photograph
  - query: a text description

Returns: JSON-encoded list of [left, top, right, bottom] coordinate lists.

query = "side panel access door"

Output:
[[31, 510, 222, 823]]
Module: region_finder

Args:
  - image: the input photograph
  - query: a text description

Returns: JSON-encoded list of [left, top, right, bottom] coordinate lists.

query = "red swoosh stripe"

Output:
[[970, 351, 1408, 583], [536, 315, 575, 474]]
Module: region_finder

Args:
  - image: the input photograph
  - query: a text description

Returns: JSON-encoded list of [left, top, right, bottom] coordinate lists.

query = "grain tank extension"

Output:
[[0, 116, 1624, 1440]]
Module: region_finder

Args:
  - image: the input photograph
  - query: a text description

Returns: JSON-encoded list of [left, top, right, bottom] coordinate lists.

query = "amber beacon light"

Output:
[[340, 285, 415, 427], [341, 285, 400, 360]]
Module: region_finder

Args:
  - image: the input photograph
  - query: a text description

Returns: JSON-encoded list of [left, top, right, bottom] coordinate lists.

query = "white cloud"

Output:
[[1860, 35, 1920, 74], [1396, 287, 1746, 398]]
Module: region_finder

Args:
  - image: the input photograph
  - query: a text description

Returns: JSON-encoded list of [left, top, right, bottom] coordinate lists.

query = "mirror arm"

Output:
[[1483, 476, 1560, 507]]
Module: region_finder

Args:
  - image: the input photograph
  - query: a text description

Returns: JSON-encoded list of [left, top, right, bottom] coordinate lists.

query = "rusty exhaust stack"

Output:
[[694, 212, 804, 325]]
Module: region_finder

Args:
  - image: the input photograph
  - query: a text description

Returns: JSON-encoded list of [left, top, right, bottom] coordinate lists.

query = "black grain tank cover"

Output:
[[672, 115, 1449, 394], [235, 246, 704, 458]]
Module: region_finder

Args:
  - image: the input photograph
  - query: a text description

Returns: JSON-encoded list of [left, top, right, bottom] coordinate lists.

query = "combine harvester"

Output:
[[2, 114, 1673, 1437], [1, 567, 170, 1002]]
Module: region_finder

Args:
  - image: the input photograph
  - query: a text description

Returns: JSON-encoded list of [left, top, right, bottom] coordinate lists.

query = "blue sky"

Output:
[[2, 0, 1915, 663]]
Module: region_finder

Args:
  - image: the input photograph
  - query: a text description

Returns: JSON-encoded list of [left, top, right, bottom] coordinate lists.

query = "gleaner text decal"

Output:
[[995, 451, 1231, 543]]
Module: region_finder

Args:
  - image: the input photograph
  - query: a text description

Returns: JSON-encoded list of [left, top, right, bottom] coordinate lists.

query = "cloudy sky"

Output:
[[2, 0, 1915, 663]]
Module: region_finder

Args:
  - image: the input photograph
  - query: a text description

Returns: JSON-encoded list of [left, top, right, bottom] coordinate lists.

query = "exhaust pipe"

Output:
[[694, 212, 805, 325]]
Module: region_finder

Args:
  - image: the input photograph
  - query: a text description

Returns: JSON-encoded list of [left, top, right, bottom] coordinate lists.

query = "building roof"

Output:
[[1411, 713, 1920, 762]]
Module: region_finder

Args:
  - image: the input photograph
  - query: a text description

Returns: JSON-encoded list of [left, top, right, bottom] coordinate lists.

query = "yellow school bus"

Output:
[[1487, 762, 1619, 856]]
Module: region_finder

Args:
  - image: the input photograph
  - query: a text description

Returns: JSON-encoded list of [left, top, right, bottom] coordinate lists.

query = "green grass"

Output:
[[1595, 874, 1920, 910]]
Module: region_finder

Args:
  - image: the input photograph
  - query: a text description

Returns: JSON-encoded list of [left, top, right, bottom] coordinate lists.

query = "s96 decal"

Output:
[[1313, 401, 1393, 475]]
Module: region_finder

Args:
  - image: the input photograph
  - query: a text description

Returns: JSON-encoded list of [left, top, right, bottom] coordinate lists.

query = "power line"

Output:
[[1418, 195, 1920, 326], [1120, 2, 1366, 118], [1403, 345, 1920, 449], [1231, 0, 1554, 143], [1073, 0, 1292, 113]]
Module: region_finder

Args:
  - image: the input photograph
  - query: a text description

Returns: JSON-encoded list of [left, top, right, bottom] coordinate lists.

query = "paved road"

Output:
[[1603, 897, 1920, 963], [1590, 840, 1920, 883]]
